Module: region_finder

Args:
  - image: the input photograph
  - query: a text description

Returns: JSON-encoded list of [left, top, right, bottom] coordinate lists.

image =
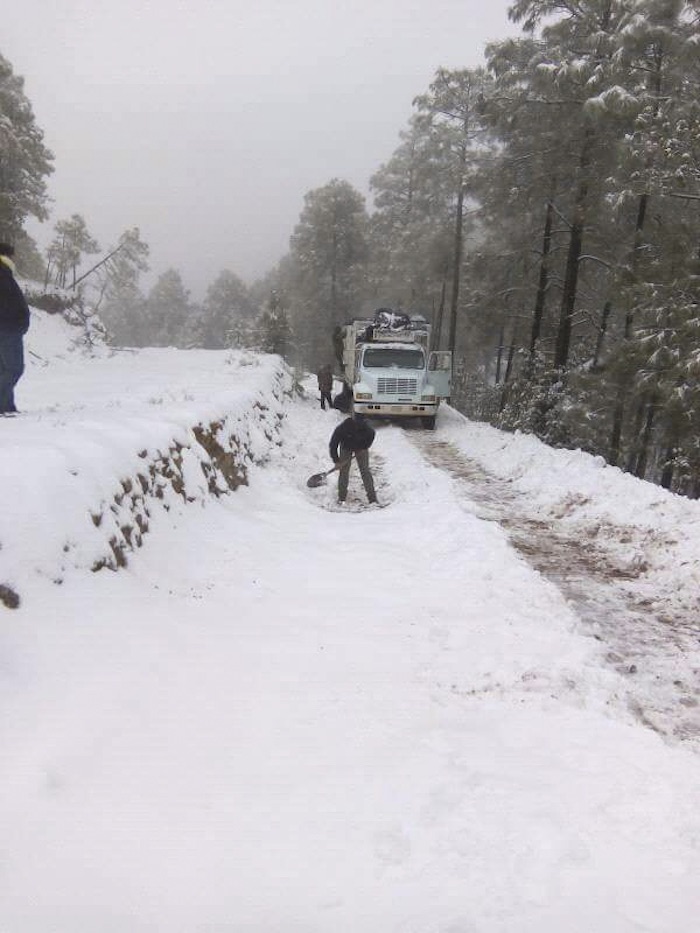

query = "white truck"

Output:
[[338, 312, 452, 429]]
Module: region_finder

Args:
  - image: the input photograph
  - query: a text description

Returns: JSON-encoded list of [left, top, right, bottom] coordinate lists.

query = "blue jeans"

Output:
[[0, 332, 24, 413]]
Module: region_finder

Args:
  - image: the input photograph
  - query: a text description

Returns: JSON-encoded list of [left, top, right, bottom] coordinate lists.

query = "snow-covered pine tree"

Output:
[[196, 270, 254, 349], [0, 51, 53, 241], [46, 214, 100, 289], [368, 113, 459, 317], [253, 290, 293, 359], [142, 269, 196, 348], [84, 228, 150, 347], [412, 68, 495, 353], [288, 179, 369, 368]]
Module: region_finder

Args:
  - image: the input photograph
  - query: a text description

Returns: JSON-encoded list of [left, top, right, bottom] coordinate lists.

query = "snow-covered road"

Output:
[[3, 356, 700, 931], [412, 434, 700, 747]]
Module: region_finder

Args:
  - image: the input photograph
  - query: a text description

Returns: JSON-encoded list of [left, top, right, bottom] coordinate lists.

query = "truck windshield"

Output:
[[363, 348, 425, 369]]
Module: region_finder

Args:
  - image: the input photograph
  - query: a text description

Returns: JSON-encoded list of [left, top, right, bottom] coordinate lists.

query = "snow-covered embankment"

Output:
[[0, 309, 292, 607]]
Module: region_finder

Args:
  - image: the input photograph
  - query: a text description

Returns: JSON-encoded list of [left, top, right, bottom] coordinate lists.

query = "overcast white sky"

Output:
[[6, 0, 516, 298]]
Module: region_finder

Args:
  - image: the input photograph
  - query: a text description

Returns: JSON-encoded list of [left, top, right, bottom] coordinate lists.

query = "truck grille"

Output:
[[377, 377, 418, 395]]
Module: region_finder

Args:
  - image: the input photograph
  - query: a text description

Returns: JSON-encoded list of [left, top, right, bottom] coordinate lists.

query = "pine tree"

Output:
[[46, 214, 100, 289], [253, 290, 293, 358], [288, 179, 369, 366], [142, 269, 195, 348], [197, 270, 254, 348], [98, 228, 151, 346], [412, 68, 494, 352], [368, 115, 455, 314], [0, 52, 53, 240]]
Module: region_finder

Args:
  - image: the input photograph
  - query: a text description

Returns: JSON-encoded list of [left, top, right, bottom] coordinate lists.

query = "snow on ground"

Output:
[[439, 414, 700, 618], [1, 309, 700, 932], [1, 313, 289, 590], [407, 416, 700, 747]]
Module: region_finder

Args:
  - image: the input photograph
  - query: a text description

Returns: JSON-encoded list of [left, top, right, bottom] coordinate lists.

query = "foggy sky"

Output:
[[5, 0, 516, 298]]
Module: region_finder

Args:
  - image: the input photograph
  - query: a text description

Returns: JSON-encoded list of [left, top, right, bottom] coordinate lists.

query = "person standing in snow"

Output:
[[317, 363, 334, 410], [329, 410, 377, 505], [333, 379, 353, 414], [332, 325, 345, 373], [0, 243, 30, 416]]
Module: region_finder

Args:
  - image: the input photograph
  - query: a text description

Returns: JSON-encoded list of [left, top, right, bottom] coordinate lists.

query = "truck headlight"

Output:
[[421, 394, 436, 402], [355, 392, 372, 400]]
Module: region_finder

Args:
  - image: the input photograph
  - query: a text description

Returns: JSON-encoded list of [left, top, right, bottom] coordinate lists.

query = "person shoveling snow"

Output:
[[328, 410, 378, 505]]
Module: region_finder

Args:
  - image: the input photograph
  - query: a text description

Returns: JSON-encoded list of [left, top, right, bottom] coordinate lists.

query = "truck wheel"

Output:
[[422, 415, 436, 430]]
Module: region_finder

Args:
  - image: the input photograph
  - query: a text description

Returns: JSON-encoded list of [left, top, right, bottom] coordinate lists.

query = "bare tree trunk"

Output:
[[593, 301, 611, 367], [660, 442, 676, 490], [634, 395, 658, 479], [72, 242, 127, 289], [608, 43, 663, 464], [330, 227, 338, 317], [499, 338, 517, 413], [529, 199, 554, 358], [432, 262, 449, 350], [448, 133, 468, 352], [58, 235, 66, 289], [495, 322, 505, 384], [625, 394, 649, 473], [609, 403, 624, 466], [609, 187, 649, 462], [609, 313, 633, 466], [503, 340, 516, 383], [554, 128, 594, 370], [608, 313, 632, 466]]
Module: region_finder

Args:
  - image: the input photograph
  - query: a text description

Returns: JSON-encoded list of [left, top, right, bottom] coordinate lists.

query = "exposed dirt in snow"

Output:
[[412, 436, 700, 750], [310, 451, 395, 512]]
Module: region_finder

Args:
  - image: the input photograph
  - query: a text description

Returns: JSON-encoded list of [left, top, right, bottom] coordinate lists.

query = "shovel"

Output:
[[306, 456, 352, 488]]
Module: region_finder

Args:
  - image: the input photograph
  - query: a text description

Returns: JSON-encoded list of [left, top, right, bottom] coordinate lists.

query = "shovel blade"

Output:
[[306, 472, 328, 488]]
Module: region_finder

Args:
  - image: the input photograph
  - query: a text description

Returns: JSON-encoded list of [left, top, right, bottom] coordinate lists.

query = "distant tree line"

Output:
[[3, 0, 700, 496]]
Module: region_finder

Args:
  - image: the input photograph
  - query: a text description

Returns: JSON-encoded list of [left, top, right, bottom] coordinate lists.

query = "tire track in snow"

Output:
[[410, 435, 700, 749]]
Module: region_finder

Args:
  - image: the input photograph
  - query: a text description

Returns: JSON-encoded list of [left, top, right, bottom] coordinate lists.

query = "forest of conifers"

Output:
[[2, 0, 700, 496]]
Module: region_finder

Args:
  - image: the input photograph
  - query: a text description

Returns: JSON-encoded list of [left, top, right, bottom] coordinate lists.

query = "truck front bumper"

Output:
[[353, 402, 437, 417]]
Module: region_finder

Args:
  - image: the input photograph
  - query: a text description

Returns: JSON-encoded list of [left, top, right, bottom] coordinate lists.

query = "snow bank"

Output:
[[441, 407, 700, 619], [0, 308, 292, 605]]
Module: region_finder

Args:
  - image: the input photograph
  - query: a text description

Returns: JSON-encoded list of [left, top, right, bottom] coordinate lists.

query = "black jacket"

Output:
[[329, 416, 375, 461], [332, 382, 353, 413], [317, 367, 333, 392], [0, 263, 30, 335]]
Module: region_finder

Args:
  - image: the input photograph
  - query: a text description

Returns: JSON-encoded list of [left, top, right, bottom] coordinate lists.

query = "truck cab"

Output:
[[342, 315, 452, 428]]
